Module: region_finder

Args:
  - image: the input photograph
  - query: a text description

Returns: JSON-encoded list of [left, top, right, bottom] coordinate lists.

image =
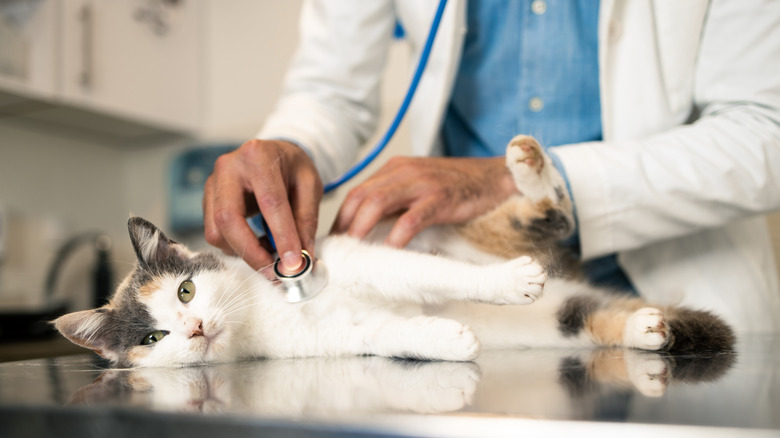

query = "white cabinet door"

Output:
[[0, 0, 58, 99], [58, 0, 201, 131]]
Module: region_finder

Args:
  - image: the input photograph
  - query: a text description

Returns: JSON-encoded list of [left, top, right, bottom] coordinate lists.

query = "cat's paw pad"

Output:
[[506, 135, 545, 175], [486, 256, 546, 305], [430, 320, 481, 362], [623, 307, 669, 350], [624, 350, 669, 398], [505, 135, 556, 201]]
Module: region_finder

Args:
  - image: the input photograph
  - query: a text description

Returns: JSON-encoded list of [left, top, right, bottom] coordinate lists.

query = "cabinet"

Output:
[[0, 0, 58, 99], [57, 0, 201, 131], [0, 0, 302, 138]]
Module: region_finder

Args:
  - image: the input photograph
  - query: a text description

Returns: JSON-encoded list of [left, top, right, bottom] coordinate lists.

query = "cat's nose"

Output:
[[187, 320, 204, 338]]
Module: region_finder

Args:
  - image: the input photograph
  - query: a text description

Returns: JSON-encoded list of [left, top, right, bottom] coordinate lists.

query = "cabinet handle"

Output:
[[78, 3, 93, 90]]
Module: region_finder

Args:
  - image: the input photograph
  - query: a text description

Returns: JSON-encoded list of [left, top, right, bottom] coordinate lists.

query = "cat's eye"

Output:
[[178, 280, 196, 303], [141, 330, 169, 345]]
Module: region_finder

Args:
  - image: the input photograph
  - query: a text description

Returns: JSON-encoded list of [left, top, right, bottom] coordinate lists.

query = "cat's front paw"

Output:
[[430, 319, 481, 362], [624, 350, 670, 398], [623, 307, 670, 351], [481, 256, 546, 305]]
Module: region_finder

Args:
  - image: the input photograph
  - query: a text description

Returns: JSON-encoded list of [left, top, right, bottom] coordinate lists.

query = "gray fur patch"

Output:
[[557, 295, 600, 337], [555, 186, 565, 202], [527, 208, 573, 242]]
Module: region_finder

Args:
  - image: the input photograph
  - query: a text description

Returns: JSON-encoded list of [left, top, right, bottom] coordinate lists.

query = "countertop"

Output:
[[0, 335, 778, 438]]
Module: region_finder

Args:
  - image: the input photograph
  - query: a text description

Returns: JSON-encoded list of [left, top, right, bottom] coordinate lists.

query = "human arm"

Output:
[[257, 0, 397, 185], [203, 1, 396, 270], [553, 0, 780, 260]]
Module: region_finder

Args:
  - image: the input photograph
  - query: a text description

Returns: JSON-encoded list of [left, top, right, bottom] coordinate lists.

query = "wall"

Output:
[[767, 213, 780, 278], [0, 122, 131, 310]]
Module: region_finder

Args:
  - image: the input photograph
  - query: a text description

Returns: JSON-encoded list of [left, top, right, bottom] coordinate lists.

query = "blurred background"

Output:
[[1, 0, 779, 361]]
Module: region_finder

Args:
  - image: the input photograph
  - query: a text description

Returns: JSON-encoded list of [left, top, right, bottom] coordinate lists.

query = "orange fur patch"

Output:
[[456, 197, 534, 259], [455, 196, 569, 270], [138, 279, 162, 298], [585, 299, 645, 345]]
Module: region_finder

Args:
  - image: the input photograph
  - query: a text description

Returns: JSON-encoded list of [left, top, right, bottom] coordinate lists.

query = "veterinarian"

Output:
[[203, 0, 780, 333]]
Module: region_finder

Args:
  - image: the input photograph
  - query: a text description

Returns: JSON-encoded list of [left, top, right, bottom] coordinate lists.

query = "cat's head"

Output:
[[55, 217, 256, 368]]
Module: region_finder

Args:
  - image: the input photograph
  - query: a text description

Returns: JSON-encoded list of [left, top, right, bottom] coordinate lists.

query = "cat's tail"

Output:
[[663, 307, 736, 353]]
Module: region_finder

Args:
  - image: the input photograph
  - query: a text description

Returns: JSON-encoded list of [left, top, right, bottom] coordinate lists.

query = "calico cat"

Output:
[[54, 135, 735, 367]]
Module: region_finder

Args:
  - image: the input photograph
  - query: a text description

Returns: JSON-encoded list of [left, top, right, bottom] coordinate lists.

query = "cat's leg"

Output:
[[455, 136, 575, 262], [359, 312, 481, 362], [558, 296, 671, 351], [503, 135, 576, 242], [560, 294, 736, 352], [321, 235, 547, 305]]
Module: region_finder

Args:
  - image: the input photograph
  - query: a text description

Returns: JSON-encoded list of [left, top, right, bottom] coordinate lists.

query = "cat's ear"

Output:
[[53, 309, 120, 362], [127, 217, 191, 269]]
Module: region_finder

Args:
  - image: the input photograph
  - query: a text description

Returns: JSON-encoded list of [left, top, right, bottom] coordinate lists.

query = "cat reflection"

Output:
[[69, 357, 480, 416], [69, 349, 735, 417]]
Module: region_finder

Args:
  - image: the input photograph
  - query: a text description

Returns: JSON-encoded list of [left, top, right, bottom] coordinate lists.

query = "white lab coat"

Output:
[[259, 0, 780, 333]]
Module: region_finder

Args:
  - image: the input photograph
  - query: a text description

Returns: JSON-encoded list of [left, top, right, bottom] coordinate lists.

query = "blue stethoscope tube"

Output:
[[253, 0, 448, 251]]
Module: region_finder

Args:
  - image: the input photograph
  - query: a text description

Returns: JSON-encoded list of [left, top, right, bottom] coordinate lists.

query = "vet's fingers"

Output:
[[344, 182, 416, 239], [331, 155, 414, 234], [291, 165, 323, 256], [384, 198, 439, 248], [211, 171, 275, 272], [250, 173, 303, 274]]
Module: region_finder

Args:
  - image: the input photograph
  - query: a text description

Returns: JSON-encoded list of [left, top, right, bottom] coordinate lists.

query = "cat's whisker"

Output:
[[219, 284, 260, 314], [222, 298, 262, 318], [220, 293, 263, 320], [222, 297, 260, 317], [215, 268, 245, 309], [215, 263, 272, 310]]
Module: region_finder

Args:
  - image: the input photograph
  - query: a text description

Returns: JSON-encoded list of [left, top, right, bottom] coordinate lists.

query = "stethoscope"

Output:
[[254, 0, 449, 303]]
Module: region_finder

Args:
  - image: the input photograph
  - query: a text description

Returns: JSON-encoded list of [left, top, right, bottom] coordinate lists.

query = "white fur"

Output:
[[133, 233, 606, 366]]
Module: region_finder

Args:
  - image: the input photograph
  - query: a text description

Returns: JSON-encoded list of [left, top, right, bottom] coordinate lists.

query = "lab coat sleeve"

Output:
[[553, 0, 780, 260], [256, 0, 396, 184]]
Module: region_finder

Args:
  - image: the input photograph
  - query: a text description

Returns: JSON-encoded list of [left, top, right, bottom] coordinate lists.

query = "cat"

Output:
[[54, 135, 735, 368]]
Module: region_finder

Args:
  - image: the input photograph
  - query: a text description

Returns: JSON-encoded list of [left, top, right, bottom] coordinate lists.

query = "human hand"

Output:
[[331, 156, 518, 248], [203, 139, 323, 274]]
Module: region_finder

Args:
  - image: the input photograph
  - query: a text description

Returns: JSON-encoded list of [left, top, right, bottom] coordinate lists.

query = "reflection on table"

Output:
[[0, 335, 778, 437]]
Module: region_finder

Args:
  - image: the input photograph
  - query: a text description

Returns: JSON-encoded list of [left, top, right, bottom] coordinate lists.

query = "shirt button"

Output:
[[531, 0, 547, 15], [528, 97, 544, 112]]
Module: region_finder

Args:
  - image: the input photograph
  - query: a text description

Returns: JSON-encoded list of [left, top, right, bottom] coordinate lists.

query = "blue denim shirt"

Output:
[[442, 0, 634, 292]]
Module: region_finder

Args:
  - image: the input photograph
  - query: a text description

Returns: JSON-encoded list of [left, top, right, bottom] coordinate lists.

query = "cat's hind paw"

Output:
[[507, 135, 545, 175], [505, 135, 550, 201], [623, 307, 670, 351]]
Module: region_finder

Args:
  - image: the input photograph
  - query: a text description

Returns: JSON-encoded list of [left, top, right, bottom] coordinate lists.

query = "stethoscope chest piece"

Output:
[[274, 250, 328, 303]]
